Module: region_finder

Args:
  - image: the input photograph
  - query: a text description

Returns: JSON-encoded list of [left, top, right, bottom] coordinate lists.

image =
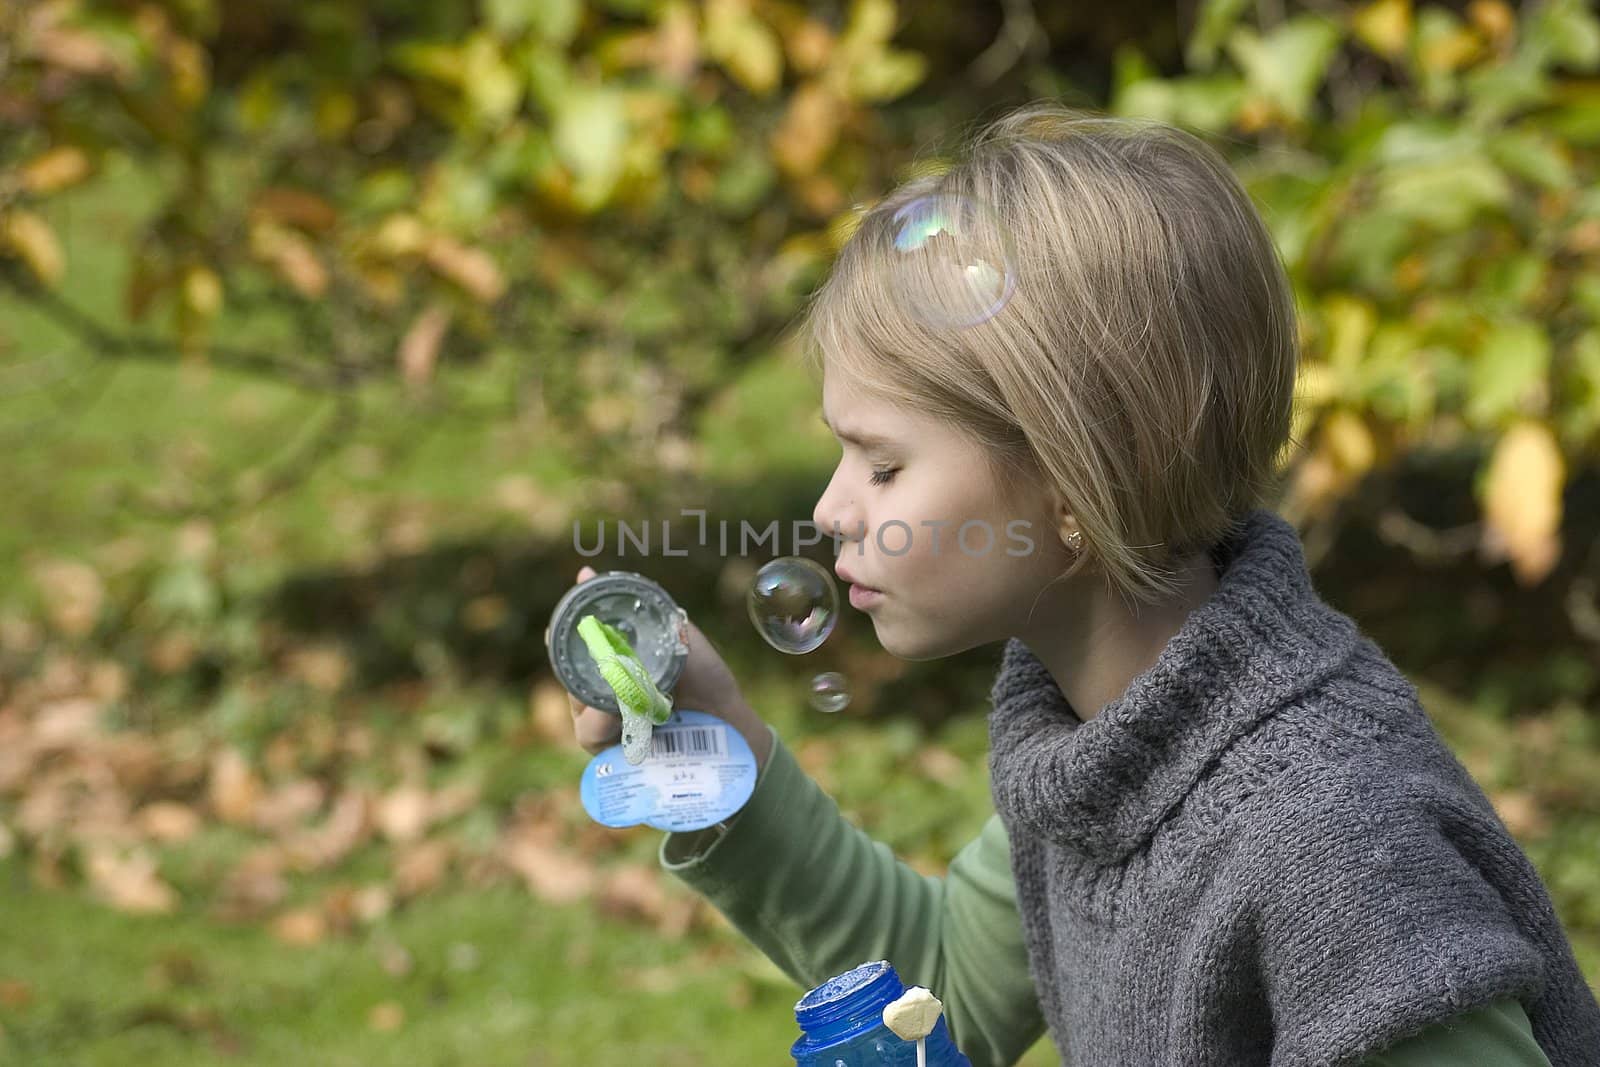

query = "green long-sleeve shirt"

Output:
[[658, 723, 1555, 1067]]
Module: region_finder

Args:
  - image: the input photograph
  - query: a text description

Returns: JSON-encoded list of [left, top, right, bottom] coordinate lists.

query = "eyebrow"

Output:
[[819, 411, 896, 449]]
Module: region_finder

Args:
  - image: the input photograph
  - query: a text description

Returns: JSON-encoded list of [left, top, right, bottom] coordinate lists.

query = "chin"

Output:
[[874, 622, 961, 663]]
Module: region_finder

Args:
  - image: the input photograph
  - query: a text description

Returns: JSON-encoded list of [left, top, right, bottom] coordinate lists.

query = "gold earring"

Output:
[[1061, 528, 1083, 552]]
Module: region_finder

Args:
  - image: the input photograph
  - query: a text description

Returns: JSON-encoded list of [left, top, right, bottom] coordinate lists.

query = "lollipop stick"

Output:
[[917, 1037, 926, 1067]]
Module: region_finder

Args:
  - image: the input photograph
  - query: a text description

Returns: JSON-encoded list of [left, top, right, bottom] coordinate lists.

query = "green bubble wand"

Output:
[[575, 614, 674, 765]]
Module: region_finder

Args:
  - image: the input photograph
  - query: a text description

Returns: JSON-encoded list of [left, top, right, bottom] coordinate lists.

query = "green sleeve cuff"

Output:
[[658, 721, 789, 875]]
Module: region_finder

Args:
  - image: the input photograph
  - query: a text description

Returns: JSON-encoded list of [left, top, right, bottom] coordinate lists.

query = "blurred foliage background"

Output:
[[2, 0, 1599, 1063]]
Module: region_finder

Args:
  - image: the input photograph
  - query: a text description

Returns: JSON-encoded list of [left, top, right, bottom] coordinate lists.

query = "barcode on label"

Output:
[[651, 726, 724, 759]]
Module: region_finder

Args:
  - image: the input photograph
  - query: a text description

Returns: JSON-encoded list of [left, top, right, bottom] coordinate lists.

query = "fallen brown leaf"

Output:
[[28, 558, 103, 638], [208, 748, 261, 825], [85, 845, 179, 914], [272, 907, 326, 946], [0, 979, 33, 1009], [31, 697, 102, 750], [282, 787, 370, 871], [529, 680, 573, 746], [136, 802, 202, 844], [284, 644, 351, 693], [368, 1001, 405, 1031], [376, 784, 431, 843], [394, 838, 452, 898], [214, 846, 288, 921], [254, 779, 326, 835], [914, 745, 966, 786], [428, 779, 482, 825], [499, 831, 595, 905]]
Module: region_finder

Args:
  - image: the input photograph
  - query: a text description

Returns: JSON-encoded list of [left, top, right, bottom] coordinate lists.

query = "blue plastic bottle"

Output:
[[791, 960, 973, 1066]]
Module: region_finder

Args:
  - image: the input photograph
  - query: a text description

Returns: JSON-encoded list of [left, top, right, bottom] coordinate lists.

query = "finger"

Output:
[[575, 707, 622, 752], [577, 565, 596, 582]]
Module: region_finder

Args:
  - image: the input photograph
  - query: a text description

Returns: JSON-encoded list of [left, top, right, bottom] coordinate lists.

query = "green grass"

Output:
[[0, 868, 794, 1066]]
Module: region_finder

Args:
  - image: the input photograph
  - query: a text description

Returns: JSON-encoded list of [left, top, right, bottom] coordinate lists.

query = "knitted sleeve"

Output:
[[1240, 766, 1549, 1067]]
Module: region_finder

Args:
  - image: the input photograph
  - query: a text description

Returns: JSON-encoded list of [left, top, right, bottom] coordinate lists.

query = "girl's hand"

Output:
[[555, 566, 773, 771]]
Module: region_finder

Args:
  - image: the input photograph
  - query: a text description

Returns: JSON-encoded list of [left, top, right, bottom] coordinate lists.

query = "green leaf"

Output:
[[1111, 47, 1245, 130], [552, 86, 629, 210], [486, 0, 583, 44], [711, 148, 775, 216], [1529, 0, 1600, 72], [1474, 252, 1547, 313], [461, 33, 523, 126], [1487, 128, 1574, 190], [1225, 15, 1343, 123], [1466, 318, 1551, 428], [1187, 0, 1252, 72], [1375, 155, 1510, 230], [1559, 330, 1600, 442], [1545, 84, 1600, 145], [849, 49, 926, 102], [391, 41, 466, 86], [1364, 321, 1437, 428], [520, 42, 572, 112], [1573, 274, 1600, 322], [1462, 49, 1552, 127]]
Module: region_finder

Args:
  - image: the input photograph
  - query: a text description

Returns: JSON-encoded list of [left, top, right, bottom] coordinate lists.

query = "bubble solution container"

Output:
[[791, 960, 972, 1067], [545, 570, 688, 716]]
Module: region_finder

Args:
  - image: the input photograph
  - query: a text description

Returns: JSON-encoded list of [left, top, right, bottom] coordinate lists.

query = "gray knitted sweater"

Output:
[[986, 507, 1600, 1066]]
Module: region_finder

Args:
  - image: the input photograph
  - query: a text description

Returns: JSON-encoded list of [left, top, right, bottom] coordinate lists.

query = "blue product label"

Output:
[[579, 709, 758, 833]]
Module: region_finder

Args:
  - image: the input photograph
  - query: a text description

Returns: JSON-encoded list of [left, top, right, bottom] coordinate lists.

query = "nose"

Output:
[[813, 470, 861, 550]]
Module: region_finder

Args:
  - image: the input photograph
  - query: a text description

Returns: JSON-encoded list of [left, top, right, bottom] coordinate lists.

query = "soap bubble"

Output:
[[809, 672, 851, 714], [888, 194, 1017, 329], [747, 557, 838, 654]]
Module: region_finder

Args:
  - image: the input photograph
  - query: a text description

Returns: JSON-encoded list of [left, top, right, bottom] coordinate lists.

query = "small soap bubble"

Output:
[[747, 557, 838, 654], [809, 672, 851, 714], [887, 194, 1017, 329]]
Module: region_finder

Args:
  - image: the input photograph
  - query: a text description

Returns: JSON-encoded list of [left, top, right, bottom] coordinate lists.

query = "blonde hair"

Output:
[[798, 101, 1302, 610]]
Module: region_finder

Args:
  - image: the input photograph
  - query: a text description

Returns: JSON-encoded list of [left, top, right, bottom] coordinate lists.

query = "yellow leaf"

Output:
[[770, 81, 841, 177], [166, 37, 210, 107], [1480, 420, 1564, 584], [2, 210, 65, 286], [20, 146, 93, 193], [786, 17, 835, 73], [1320, 293, 1376, 379], [1419, 23, 1484, 74], [182, 265, 223, 319], [654, 2, 700, 83], [1351, 0, 1412, 59], [1468, 0, 1516, 49], [315, 88, 358, 140], [372, 213, 427, 257], [1322, 408, 1377, 478], [703, 0, 783, 95]]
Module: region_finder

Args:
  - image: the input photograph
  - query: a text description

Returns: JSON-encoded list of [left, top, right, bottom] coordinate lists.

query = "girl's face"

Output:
[[811, 375, 1077, 660]]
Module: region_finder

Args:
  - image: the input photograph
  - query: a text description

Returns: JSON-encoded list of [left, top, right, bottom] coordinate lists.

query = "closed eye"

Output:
[[869, 467, 898, 486]]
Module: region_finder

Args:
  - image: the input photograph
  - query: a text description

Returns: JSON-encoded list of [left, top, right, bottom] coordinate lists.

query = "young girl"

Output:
[[565, 103, 1600, 1066]]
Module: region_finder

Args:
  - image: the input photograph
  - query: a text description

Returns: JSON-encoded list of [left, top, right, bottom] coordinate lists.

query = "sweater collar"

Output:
[[987, 508, 1363, 866]]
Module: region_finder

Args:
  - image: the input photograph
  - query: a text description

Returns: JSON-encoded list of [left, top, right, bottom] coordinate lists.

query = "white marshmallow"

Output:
[[882, 986, 944, 1041]]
